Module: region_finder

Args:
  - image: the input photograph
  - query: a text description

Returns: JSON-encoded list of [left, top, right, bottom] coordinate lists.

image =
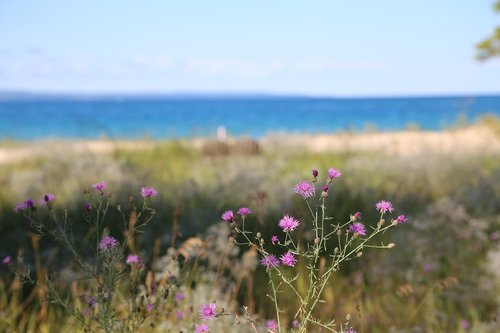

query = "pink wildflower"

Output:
[[92, 182, 106, 192], [280, 251, 297, 267], [2, 256, 11, 265], [266, 319, 278, 332], [312, 169, 319, 178], [396, 214, 407, 224], [376, 200, 393, 214], [260, 255, 280, 269], [199, 303, 217, 321], [175, 292, 185, 302], [353, 212, 362, 220], [349, 222, 366, 236], [221, 210, 234, 222], [140, 187, 158, 198], [237, 207, 252, 217], [23, 198, 35, 210], [99, 236, 118, 251], [271, 235, 279, 245], [146, 303, 154, 312], [39, 193, 56, 206], [195, 324, 210, 333], [293, 181, 315, 199], [278, 215, 300, 232], [13, 202, 26, 213], [126, 254, 141, 265], [328, 167, 341, 180]]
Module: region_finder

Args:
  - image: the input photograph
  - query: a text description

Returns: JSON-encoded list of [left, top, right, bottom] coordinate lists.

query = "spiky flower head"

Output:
[[199, 303, 217, 321], [92, 181, 107, 192], [280, 251, 297, 267], [237, 207, 252, 217], [195, 324, 210, 333], [328, 167, 341, 180], [221, 210, 234, 222], [396, 214, 407, 224], [39, 193, 56, 205], [99, 236, 118, 251], [293, 181, 315, 199], [376, 200, 394, 214], [266, 319, 278, 332], [260, 255, 280, 269], [349, 222, 366, 237], [271, 235, 279, 245], [140, 187, 158, 198], [278, 215, 300, 232]]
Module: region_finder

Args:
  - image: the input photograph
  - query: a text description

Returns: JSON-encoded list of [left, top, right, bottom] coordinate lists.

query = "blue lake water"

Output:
[[0, 95, 499, 140]]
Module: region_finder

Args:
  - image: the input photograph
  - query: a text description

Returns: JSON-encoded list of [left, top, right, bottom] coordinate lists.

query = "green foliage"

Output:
[[476, 1, 500, 60]]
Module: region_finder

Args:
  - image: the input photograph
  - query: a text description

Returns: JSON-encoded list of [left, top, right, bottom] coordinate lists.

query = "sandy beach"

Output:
[[0, 125, 499, 165]]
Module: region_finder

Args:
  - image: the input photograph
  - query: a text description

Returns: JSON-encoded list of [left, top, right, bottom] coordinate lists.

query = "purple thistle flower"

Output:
[[92, 181, 107, 192], [353, 211, 362, 220], [83, 202, 92, 213], [396, 214, 407, 224], [312, 169, 319, 178], [176, 310, 184, 319], [87, 296, 96, 307], [24, 198, 35, 209], [237, 207, 252, 217], [13, 202, 26, 213], [271, 235, 279, 245], [140, 187, 158, 198], [260, 255, 280, 269], [126, 254, 141, 265], [39, 193, 56, 206], [266, 319, 278, 332], [322, 185, 329, 192], [2, 256, 12, 265], [195, 324, 210, 333], [175, 292, 185, 302], [146, 303, 154, 312], [293, 181, 315, 199], [328, 167, 341, 180], [292, 319, 300, 328], [460, 319, 471, 330], [278, 215, 300, 232], [376, 200, 394, 214], [221, 210, 234, 222], [349, 222, 366, 237], [199, 303, 217, 321], [280, 251, 297, 267], [99, 236, 118, 251]]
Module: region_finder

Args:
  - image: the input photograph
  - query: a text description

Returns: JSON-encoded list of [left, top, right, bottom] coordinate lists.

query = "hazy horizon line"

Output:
[[1, 89, 500, 101]]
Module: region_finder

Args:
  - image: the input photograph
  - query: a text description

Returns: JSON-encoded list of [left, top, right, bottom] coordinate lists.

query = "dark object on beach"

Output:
[[202, 139, 260, 157]]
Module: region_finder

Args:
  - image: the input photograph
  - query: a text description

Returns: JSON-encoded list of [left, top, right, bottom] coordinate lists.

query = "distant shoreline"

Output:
[[1, 91, 500, 102], [1, 124, 499, 165]]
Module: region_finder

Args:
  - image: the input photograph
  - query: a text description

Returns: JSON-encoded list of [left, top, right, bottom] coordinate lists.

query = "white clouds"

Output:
[[0, 49, 389, 82]]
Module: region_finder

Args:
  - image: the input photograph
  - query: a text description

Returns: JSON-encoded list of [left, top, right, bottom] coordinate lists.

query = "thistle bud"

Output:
[[387, 243, 396, 248]]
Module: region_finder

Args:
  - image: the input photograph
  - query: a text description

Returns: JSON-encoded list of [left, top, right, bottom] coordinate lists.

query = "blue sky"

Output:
[[0, 0, 499, 96]]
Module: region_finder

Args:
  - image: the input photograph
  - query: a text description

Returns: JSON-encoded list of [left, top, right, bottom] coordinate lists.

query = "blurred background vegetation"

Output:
[[0, 118, 499, 332]]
